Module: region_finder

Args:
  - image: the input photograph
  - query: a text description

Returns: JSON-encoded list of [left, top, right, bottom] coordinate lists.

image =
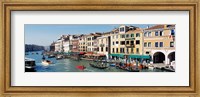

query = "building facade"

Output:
[[62, 35, 70, 53], [71, 39, 79, 52], [143, 24, 175, 65], [97, 36, 109, 56], [51, 24, 175, 65], [54, 39, 63, 52], [110, 25, 143, 55], [49, 42, 55, 52], [86, 33, 101, 52], [79, 35, 87, 52]]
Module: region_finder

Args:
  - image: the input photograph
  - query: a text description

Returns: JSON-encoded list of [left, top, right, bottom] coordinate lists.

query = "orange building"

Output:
[[143, 24, 175, 65]]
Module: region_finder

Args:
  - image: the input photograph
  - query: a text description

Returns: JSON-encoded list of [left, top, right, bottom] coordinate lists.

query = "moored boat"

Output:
[[48, 54, 55, 58], [148, 64, 155, 70], [115, 63, 140, 72], [109, 63, 116, 67], [56, 55, 63, 60]]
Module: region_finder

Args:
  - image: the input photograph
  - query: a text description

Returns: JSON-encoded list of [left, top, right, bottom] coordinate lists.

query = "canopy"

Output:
[[128, 54, 150, 59], [109, 54, 124, 58]]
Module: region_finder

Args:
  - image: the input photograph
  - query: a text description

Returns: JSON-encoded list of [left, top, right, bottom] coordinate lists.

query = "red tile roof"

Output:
[[145, 24, 175, 30], [126, 28, 143, 33], [145, 25, 164, 30]]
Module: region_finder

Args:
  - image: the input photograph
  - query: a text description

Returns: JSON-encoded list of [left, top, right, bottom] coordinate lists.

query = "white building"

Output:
[[55, 39, 62, 52]]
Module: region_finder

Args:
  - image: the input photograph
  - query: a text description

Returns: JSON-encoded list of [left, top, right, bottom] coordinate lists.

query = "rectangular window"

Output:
[[122, 48, 124, 53], [144, 42, 147, 47], [160, 42, 163, 47], [116, 48, 118, 53], [101, 47, 103, 52], [121, 34, 125, 38], [106, 47, 108, 51], [120, 41, 125, 45], [144, 32, 147, 37], [131, 34, 134, 37], [126, 41, 129, 45], [112, 35, 115, 39], [148, 42, 151, 47], [126, 48, 129, 53], [120, 27, 124, 32], [116, 35, 118, 38], [171, 29, 175, 36], [131, 41, 134, 45], [155, 31, 159, 36], [136, 33, 140, 37], [136, 40, 140, 45], [126, 34, 129, 38], [113, 48, 115, 53], [136, 48, 139, 53], [155, 42, 159, 47], [148, 32, 151, 37], [113, 42, 115, 45], [170, 42, 174, 47], [160, 31, 163, 36], [120, 48, 124, 53], [131, 48, 133, 53]]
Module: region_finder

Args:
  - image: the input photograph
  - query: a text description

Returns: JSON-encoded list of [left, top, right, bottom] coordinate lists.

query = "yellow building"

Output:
[[110, 25, 143, 55], [85, 33, 101, 52], [143, 24, 175, 65], [79, 35, 87, 52]]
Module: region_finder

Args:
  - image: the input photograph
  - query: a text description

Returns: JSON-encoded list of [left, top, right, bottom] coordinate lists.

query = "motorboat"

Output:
[[25, 57, 36, 72], [48, 54, 55, 58], [42, 60, 52, 66], [76, 65, 86, 70]]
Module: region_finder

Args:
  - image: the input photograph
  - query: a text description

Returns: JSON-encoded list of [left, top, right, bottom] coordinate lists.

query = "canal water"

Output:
[[25, 51, 167, 72]]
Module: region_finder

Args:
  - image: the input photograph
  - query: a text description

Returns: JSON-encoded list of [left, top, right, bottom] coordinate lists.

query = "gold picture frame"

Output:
[[0, 0, 199, 97]]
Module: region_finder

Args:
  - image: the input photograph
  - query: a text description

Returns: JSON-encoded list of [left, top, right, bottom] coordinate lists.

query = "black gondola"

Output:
[[89, 63, 108, 69], [116, 65, 140, 72]]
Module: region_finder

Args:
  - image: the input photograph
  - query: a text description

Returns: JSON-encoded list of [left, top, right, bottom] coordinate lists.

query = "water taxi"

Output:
[[25, 57, 36, 72]]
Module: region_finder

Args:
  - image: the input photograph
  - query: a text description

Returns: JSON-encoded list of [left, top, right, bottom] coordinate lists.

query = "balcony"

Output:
[[100, 44, 105, 47]]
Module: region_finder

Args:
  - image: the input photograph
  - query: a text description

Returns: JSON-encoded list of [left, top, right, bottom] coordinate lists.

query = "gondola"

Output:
[[116, 65, 140, 72], [89, 63, 108, 69]]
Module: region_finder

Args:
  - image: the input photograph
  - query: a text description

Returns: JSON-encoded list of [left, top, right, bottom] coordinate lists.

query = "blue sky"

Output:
[[25, 24, 154, 46]]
